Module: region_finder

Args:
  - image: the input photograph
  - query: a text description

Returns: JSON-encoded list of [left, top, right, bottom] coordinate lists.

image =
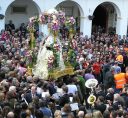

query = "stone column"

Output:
[[80, 16, 92, 38], [116, 16, 127, 37], [33, 0, 45, 33], [0, 16, 5, 31]]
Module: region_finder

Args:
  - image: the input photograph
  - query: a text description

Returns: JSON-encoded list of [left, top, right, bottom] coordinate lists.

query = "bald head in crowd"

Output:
[[7, 112, 14, 118]]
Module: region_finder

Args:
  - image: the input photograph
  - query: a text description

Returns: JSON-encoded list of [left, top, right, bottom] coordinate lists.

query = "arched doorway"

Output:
[[92, 2, 118, 34], [92, 5, 108, 33], [5, 0, 41, 30], [56, 0, 82, 33]]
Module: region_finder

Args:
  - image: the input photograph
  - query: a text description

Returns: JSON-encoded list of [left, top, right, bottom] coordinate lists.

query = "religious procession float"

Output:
[[26, 8, 78, 80]]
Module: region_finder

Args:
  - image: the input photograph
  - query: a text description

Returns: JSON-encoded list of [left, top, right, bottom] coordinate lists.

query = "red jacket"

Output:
[[92, 62, 101, 74]]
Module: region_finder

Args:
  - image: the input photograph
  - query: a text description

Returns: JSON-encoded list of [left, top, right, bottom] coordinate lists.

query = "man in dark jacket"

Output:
[[102, 60, 111, 81], [24, 85, 41, 103], [104, 67, 115, 90], [59, 85, 70, 107], [95, 96, 106, 114], [39, 100, 52, 117]]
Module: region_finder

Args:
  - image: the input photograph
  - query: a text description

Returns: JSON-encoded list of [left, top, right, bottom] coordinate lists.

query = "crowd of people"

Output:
[[0, 20, 128, 118]]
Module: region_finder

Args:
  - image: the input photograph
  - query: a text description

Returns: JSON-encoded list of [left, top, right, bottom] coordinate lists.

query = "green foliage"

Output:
[[67, 49, 77, 68]]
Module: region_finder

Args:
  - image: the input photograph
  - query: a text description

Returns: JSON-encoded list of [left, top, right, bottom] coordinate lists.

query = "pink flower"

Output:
[[58, 10, 66, 24], [40, 14, 45, 24], [51, 21, 59, 31], [53, 43, 60, 51], [29, 17, 35, 23], [69, 17, 75, 25], [28, 22, 33, 27]]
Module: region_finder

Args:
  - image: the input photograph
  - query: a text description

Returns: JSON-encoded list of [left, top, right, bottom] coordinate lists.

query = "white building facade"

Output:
[[0, 0, 128, 38]]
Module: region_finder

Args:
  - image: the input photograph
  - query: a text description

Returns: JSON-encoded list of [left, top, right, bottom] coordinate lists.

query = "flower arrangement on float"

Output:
[[66, 16, 76, 26], [66, 16, 76, 39]]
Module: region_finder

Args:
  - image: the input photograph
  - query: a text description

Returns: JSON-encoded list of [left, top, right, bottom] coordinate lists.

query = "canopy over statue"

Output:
[[27, 8, 75, 80]]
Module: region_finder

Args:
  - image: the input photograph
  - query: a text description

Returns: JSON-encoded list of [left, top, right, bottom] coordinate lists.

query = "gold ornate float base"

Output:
[[26, 66, 74, 79], [49, 66, 74, 79]]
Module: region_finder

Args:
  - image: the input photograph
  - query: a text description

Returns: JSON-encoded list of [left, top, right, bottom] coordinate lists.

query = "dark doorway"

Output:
[[92, 5, 108, 33]]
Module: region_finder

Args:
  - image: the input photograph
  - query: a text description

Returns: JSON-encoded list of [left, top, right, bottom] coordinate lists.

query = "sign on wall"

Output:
[[11, 6, 27, 14]]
